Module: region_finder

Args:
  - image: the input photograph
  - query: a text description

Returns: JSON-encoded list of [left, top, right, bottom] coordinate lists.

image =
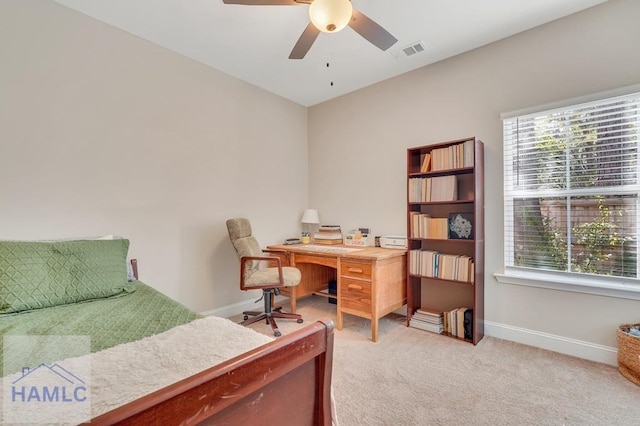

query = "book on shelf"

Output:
[[411, 212, 474, 241], [411, 317, 443, 326], [448, 309, 457, 337], [456, 308, 467, 339], [419, 152, 431, 173], [442, 307, 473, 339], [410, 307, 443, 334], [410, 212, 448, 239], [412, 314, 442, 324], [430, 175, 457, 202], [409, 249, 474, 283], [463, 139, 474, 168], [416, 307, 443, 317], [430, 140, 475, 172], [408, 175, 457, 202], [409, 319, 443, 334]]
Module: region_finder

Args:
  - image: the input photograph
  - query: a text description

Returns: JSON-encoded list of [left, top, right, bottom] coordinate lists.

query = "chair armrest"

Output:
[[262, 249, 291, 265], [241, 255, 283, 267], [240, 255, 284, 286]]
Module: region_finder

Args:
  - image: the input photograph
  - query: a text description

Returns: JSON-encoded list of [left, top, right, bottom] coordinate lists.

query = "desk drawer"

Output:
[[340, 278, 371, 313], [294, 253, 338, 269], [340, 261, 372, 280]]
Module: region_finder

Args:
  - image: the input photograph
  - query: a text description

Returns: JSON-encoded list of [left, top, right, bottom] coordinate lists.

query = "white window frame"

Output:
[[496, 84, 640, 301]]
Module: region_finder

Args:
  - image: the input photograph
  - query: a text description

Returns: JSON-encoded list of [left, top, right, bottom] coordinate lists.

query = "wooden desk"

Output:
[[268, 244, 406, 342]]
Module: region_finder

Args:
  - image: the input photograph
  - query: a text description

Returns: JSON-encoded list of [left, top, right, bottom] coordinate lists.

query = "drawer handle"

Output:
[[348, 267, 364, 274], [347, 283, 363, 290]]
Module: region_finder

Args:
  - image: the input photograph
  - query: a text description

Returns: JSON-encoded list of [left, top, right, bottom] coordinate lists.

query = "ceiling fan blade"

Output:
[[289, 23, 320, 59], [348, 9, 398, 51], [222, 0, 304, 5]]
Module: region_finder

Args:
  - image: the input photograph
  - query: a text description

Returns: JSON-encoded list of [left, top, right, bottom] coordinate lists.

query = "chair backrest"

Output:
[[226, 218, 262, 276]]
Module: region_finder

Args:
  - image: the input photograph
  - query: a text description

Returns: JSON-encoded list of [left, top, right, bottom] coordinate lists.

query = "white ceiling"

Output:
[[53, 0, 607, 107]]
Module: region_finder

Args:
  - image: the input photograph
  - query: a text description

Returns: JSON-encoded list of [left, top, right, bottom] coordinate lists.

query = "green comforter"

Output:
[[0, 282, 201, 375]]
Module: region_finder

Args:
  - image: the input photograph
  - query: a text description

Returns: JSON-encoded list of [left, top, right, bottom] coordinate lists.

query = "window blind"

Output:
[[503, 92, 640, 280]]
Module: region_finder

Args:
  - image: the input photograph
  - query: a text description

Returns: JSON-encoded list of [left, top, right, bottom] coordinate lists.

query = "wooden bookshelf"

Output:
[[406, 137, 484, 345]]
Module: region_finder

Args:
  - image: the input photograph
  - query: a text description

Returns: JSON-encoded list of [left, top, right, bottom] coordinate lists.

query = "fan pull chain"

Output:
[[327, 62, 334, 86]]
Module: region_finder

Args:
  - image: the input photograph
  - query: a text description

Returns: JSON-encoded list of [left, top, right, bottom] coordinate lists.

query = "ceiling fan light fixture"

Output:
[[309, 0, 353, 33]]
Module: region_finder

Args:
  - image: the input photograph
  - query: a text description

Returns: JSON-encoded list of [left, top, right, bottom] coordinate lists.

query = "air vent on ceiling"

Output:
[[391, 41, 426, 61]]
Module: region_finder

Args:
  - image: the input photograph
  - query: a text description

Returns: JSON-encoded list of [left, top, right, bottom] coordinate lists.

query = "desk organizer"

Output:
[[344, 230, 373, 246]]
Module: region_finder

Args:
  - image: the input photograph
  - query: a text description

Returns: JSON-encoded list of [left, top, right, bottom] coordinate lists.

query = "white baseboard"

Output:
[[200, 298, 261, 318], [203, 303, 619, 366], [485, 320, 618, 366], [200, 295, 289, 319]]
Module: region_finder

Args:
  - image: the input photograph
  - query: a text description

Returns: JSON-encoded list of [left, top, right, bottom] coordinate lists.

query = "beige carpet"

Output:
[[232, 296, 640, 425]]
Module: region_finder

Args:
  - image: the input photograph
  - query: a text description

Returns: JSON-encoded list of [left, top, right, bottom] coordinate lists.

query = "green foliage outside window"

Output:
[[513, 105, 637, 278], [530, 198, 635, 277]]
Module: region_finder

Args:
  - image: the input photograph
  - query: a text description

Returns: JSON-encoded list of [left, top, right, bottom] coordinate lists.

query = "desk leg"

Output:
[[289, 286, 297, 314], [336, 270, 343, 330], [371, 318, 378, 343]]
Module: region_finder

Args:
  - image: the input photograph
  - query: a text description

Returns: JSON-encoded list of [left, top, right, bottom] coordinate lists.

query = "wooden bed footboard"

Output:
[[90, 318, 335, 425]]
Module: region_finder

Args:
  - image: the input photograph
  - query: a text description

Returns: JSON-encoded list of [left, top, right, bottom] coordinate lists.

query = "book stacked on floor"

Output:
[[409, 307, 443, 334], [314, 225, 343, 245]]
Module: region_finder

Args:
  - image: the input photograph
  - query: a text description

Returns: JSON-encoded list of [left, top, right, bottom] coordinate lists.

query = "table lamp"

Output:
[[301, 209, 320, 243]]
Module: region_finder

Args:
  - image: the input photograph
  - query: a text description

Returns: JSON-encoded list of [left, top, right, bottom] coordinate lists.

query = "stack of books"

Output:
[[409, 307, 443, 334], [314, 225, 343, 245]]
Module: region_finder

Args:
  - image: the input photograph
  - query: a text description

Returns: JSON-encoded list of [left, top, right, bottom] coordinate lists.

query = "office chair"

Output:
[[226, 218, 303, 337]]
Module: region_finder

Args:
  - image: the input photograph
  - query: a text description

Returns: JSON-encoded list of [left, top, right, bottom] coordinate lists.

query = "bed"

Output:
[[0, 238, 335, 425]]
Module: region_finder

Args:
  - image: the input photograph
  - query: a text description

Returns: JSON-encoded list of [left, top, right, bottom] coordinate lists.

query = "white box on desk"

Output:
[[380, 236, 407, 249]]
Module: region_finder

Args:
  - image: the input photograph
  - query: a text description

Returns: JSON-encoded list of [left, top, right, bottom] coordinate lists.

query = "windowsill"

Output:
[[494, 268, 640, 301]]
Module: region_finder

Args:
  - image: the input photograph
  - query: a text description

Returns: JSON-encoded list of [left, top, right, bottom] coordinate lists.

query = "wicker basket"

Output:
[[617, 324, 640, 386]]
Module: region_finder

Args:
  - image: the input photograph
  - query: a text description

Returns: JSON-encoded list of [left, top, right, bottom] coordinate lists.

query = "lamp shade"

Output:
[[301, 209, 320, 224], [309, 0, 353, 33]]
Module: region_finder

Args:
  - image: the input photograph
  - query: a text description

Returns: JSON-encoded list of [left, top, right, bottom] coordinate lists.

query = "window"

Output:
[[500, 89, 640, 298]]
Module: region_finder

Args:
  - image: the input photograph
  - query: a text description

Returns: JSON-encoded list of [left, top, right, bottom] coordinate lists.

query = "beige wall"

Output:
[[0, 0, 308, 313], [309, 0, 640, 359]]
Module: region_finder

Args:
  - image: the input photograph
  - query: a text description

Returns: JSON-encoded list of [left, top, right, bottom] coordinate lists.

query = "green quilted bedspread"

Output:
[[0, 282, 201, 375]]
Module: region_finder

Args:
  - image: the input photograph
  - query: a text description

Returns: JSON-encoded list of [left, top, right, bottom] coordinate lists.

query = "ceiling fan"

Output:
[[221, 0, 398, 59]]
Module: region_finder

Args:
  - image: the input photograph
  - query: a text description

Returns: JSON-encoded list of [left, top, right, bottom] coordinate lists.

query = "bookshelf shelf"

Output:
[[406, 137, 484, 345], [409, 200, 474, 206], [409, 238, 476, 243], [408, 166, 474, 178], [408, 274, 475, 285], [442, 332, 472, 343]]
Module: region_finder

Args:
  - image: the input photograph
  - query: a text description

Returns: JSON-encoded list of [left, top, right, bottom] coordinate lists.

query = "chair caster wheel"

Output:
[[274, 331, 282, 337], [297, 319, 304, 324], [244, 315, 249, 320]]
